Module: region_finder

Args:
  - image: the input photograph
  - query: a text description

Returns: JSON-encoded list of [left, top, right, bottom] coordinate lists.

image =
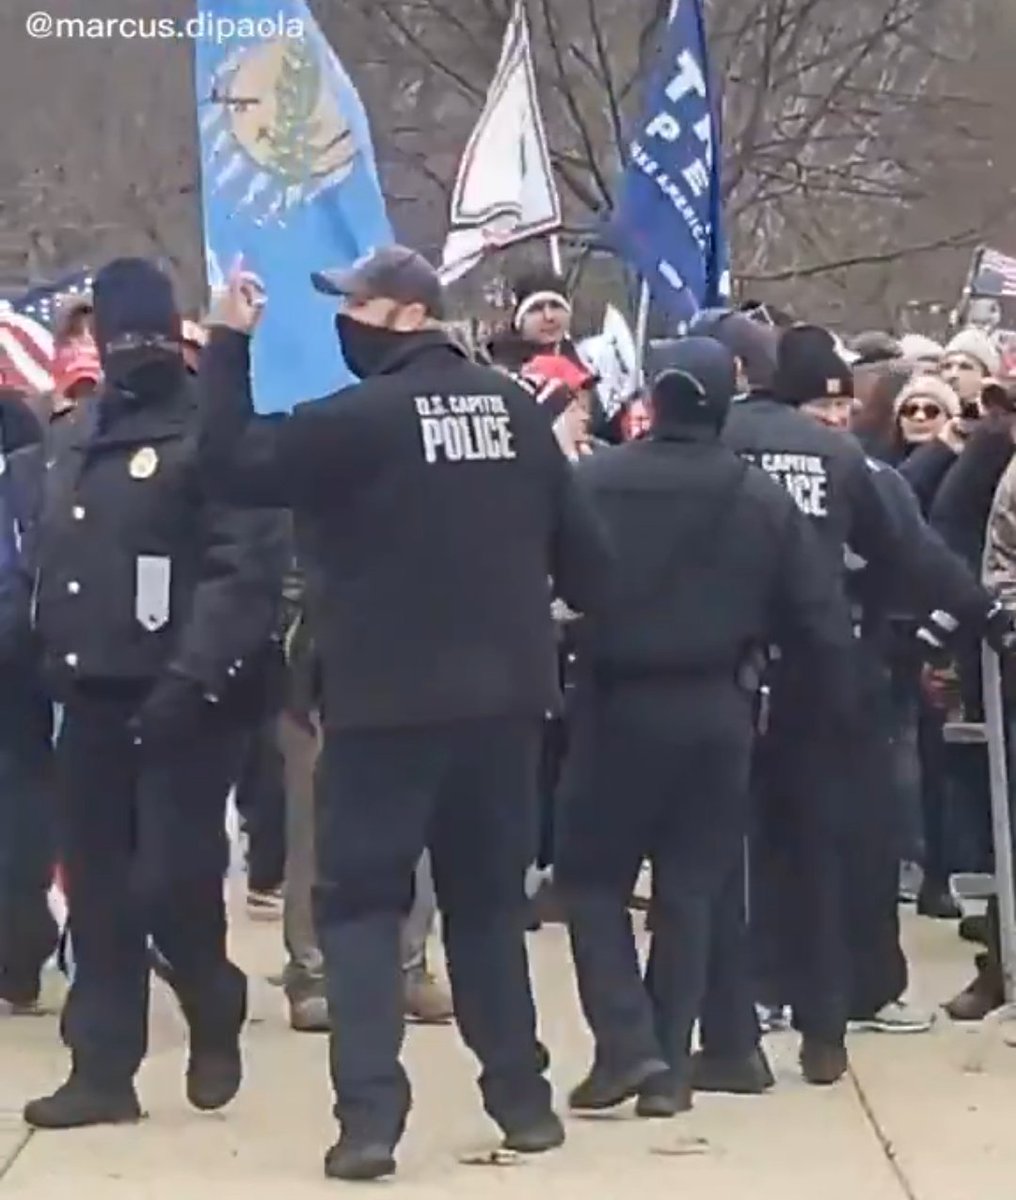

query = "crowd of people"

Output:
[[1, 246, 1016, 1182]]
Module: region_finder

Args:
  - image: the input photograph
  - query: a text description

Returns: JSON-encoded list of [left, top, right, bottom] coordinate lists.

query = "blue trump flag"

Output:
[[610, 0, 728, 322], [195, 0, 393, 412]]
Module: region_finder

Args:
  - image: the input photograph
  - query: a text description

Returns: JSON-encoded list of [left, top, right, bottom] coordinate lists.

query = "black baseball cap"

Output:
[[311, 245, 445, 319]]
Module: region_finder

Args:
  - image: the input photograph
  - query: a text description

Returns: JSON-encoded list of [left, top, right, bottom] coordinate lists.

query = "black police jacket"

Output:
[[196, 327, 610, 731], [28, 376, 287, 699], [849, 459, 994, 638], [573, 433, 856, 704], [723, 393, 996, 634]]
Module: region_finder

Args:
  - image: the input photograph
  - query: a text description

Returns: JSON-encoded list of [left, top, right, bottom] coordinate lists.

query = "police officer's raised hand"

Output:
[[208, 268, 267, 336]]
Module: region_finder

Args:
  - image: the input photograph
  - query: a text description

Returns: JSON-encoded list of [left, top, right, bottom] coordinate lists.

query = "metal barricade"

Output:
[[943, 643, 1016, 1056]]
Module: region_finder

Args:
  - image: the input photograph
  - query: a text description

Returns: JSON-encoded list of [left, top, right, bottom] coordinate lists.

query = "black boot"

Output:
[[799, 1038, 848, 1086], [916, 883, 961, 920], [692, 1047, 775, 1095], [23, 1073, 142, 1129], [569, 1056, 669, 1111], [502, 1111, 566, 1153], [324, 1138, 396, 1181], [958, 915, 990, 947], [635, 1069, 693, 1119], [179, 967, 248, 1112]]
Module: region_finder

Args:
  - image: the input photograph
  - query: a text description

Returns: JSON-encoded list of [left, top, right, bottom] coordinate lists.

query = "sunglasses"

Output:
[[899, 402, 944, 420]]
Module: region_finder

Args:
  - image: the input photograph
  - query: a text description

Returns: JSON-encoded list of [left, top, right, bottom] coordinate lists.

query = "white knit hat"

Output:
[[944, 327, 1001, 377], [899, 333, 944, 363], [894, 373, 961, 420]]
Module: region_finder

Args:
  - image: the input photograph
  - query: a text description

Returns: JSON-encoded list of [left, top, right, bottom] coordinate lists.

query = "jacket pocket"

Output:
[[135, 555, 172, 631]]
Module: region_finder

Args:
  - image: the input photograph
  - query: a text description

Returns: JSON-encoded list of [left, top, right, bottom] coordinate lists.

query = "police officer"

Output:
[[21, 259, 287, 1130], [711, 325, 1011, 1084], [555, 338, 857, 1117], [0, 389, 56, 1012], [798, 382, 999, 1031], [195, 247, 608, 1181]]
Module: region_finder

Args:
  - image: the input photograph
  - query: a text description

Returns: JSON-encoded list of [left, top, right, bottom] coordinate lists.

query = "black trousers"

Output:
[[0, 674, 56, 1002], [735, 655, 905, 1046], [56, 691, 243, 1084], [235, 718, 286, 893], [555, 680, 754, 1082], [312, 716, 550, 1148], [844, 661, 908, 1020]]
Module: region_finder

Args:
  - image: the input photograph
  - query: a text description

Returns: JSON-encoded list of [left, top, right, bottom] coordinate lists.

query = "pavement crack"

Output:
[[0, 1127, 33, 1184], [848, 1063, 920, 1200]]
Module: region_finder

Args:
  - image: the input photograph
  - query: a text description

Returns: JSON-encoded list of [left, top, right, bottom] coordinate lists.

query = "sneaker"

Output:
[[23, 1074, 142, 1129], [404, 971, 454, 1025], [324, 1138, 396, 1181], [898, 861, 923, 903], [246, 888, 284, 922], [756, 1003, 792, 1033], [501, 1111, 566, 1154], [849, 1000, 935, 1034]]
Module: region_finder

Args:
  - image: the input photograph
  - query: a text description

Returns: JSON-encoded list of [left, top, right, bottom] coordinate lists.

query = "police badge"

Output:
[[129, 447, 159, 479]]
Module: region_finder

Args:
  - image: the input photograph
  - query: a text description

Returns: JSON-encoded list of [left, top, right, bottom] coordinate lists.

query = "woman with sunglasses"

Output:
[[895, 375, 960, 453]]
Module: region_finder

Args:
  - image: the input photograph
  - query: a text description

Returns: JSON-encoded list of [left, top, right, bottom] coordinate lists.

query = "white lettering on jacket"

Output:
[[752, 452, 829, 518], [414, 395, 517, 465]]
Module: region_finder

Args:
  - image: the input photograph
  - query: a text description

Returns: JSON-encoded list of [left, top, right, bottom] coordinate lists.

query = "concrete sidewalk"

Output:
[[1, 911, 1013, 1198]]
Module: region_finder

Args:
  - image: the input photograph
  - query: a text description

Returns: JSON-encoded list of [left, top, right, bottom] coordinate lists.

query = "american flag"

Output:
[[0, 268, 92, 395], [973, 248, 1016, 299]]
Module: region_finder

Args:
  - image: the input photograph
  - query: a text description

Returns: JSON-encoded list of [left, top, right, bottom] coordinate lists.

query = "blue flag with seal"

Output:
[[610, 0, 728, 322], [195, 0, 393, 412]]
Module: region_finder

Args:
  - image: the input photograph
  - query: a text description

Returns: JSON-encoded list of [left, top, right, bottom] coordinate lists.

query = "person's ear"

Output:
[[393, 302, 427, 332]]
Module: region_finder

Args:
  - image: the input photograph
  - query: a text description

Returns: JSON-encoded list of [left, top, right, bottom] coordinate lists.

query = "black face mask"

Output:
[[335, 312, 417, 379]]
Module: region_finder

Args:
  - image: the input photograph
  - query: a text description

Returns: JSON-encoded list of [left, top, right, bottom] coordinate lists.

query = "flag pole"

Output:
[[548, 233, 563, 276], [634, 279, 651, 387]]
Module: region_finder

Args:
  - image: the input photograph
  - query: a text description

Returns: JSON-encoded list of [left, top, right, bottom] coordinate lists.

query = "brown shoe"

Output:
[[405, 972, 454, 1025], [944, 954, 1004, 1022]]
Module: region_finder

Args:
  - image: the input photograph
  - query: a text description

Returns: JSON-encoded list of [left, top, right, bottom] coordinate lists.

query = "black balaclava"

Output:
[[92, 258, 184, 401], [647, 337, 737, 437]]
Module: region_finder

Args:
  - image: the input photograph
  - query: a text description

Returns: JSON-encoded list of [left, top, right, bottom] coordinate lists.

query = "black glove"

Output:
[[131, 670, 214, 751]]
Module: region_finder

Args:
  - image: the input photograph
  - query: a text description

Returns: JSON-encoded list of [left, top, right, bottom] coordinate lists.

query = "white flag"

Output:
[[439, 0, 562, 284], [578, 305, 638, 419]]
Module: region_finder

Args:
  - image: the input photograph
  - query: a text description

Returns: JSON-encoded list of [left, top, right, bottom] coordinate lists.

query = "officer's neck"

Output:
[[649, 423, 718, 444]]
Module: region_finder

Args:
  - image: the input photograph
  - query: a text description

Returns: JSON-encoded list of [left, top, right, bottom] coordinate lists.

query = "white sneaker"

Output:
[[849, 1000, 935, 1034]]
